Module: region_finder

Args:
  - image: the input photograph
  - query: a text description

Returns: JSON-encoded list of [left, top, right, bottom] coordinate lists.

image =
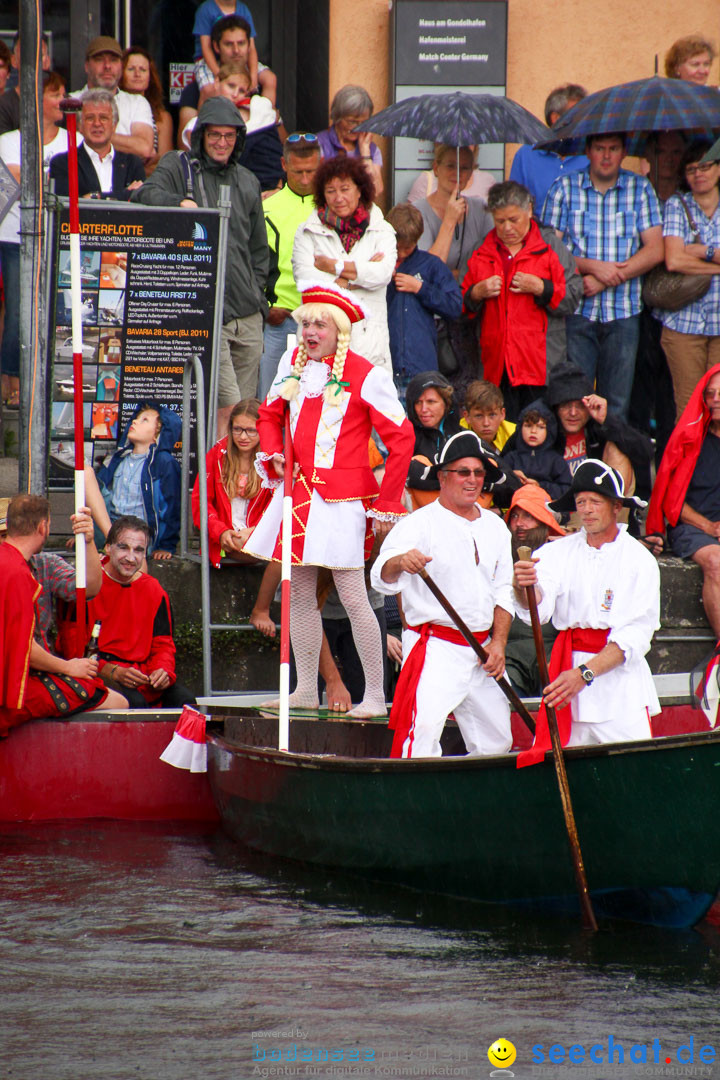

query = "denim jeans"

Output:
[[0, 241, 20, 378], [565, 313, 640, 423], [258, 316, 297, 400]]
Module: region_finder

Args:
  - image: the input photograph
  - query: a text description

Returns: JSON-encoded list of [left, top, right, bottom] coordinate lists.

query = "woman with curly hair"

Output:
[[291, 156, 396, 374], [244, 285, 414, 716], [121, 47, 173, 172]]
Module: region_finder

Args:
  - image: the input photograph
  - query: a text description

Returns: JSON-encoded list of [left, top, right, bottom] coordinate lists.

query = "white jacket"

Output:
[[292, 203, 396, 373]]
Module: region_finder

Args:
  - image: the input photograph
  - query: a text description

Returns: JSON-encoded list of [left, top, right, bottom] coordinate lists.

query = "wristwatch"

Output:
[[578, 664, 595, 686], [706, 246, 716, 263]]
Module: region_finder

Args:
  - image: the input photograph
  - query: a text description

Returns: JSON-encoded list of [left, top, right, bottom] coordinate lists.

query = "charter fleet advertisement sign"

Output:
[[47, 204, 220, 487]]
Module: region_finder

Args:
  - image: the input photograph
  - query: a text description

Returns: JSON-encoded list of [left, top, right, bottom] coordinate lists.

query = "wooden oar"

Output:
[[516, 546, 598, 932], [418, 568, 535, 736]]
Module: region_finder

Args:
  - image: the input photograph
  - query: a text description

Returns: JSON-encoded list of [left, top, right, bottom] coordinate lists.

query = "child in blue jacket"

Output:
[[385, 203, 463, 394], [85, 402, 182, 558]]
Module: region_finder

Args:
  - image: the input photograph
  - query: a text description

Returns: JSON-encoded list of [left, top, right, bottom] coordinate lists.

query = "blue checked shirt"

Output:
[[542, 167, 662, 322], [658, 193, 720, 336]]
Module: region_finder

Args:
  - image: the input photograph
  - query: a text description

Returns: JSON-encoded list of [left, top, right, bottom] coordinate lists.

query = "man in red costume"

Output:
[[0, 495, 127, 735], [647, 364, 720, 635], [62, 516, 195, 708], [245, 283, 414, 717]]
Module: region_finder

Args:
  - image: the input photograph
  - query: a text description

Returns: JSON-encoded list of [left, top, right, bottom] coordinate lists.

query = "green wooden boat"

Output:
[[206, 709, 720, 929]]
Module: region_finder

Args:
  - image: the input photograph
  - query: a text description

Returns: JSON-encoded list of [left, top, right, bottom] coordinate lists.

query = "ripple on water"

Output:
[[1, 822, 719, 1080]]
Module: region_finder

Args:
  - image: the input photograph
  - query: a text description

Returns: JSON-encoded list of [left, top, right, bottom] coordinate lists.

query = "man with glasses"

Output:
[[371, 431, 514, 758], [134, 97, 268, 436], [259, 133, 321, 398]]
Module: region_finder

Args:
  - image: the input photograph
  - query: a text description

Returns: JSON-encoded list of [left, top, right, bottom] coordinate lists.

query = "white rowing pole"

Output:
[[278, 408, 295, 751], [60, 97, 87, 655]]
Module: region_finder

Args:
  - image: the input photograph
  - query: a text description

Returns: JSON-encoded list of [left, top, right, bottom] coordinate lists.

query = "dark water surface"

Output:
[[1, 823, 719, 1080]]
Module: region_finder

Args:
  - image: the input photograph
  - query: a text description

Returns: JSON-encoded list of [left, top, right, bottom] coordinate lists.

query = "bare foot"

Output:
[[260, 691, 320, 710]]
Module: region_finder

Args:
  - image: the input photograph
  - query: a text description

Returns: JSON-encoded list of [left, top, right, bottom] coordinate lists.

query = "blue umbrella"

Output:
[[537, 75, 720, 156], [354, 90, 549, 146]]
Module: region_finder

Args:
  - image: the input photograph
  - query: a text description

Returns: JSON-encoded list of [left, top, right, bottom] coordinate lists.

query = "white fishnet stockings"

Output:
[[286, 566, 387, 716], [332, 568, 387, 718], [288, 565, 323, 708]]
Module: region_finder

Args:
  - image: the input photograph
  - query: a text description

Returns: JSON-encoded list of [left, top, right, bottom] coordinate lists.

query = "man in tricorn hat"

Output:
[[513, 459, 660, 765], [372, 430, 515, 758]]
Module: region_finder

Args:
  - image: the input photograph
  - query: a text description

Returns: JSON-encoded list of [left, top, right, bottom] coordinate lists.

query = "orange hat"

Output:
[[299, 284, 366, 324], [505, 484, 566, 536]]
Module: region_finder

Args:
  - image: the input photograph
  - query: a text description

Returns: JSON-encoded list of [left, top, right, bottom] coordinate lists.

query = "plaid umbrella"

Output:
[[354, 91, 549, 146], [537, 76, 720, 156]]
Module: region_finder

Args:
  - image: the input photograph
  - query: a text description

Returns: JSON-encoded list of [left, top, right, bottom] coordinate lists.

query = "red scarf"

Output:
[[517, 626, 609, 768], [646, 363, 720, 535], [389, 622, 489, 758], [318, 204, 370, 253]]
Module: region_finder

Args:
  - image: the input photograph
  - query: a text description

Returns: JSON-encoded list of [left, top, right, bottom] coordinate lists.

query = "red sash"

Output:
[[517, 626, 609, 768], [389, 622, 489, 759]]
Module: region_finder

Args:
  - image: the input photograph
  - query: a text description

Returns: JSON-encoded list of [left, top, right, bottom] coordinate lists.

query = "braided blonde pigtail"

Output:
[[278, 341, 309, 401], [323, 329, 351, 405]]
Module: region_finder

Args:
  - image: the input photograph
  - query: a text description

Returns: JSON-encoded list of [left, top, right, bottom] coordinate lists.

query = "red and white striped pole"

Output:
[[60, 98, 87, 655], [278, 407, 294, 751]]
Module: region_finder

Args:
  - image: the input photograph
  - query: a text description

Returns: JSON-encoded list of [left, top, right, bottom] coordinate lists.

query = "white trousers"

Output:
[[400, 632, 512, 759], [568, 708, 652, 747]]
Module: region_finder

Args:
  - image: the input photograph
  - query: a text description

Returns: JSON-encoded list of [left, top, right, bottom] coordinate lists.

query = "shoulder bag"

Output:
[[642, 195, 712, 312]]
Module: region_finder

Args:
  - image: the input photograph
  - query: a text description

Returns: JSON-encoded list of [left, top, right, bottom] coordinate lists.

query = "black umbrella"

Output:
[[354, 90, 549, 146]]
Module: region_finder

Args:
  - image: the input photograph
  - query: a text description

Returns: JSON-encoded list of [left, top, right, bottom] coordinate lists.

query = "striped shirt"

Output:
[[658, 193, 720, 337], [543, 167, 661, 322]]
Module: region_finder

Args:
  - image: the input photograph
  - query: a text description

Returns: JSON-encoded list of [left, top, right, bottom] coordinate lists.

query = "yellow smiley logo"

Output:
[[488, 1039, 517, 1069]]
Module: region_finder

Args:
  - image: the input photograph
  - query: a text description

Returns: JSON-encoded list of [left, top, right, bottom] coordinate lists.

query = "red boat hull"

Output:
[[0, 714, 218, 823]]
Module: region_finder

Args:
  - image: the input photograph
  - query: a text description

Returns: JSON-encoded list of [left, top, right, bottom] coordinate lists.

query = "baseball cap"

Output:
[[86, 36, 123, 60]]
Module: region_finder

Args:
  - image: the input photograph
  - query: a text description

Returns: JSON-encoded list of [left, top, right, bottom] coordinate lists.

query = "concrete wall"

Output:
[[150, 556, 715, 696], [328, 0, 720, 198]]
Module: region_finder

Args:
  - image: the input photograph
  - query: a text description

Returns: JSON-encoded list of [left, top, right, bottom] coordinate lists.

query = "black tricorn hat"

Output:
[[433, 430, 504, 484], [549, 458, 647, 512]]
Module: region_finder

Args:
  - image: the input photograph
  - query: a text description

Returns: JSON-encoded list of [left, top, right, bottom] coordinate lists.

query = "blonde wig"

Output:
[[280, 303, 352, 405]]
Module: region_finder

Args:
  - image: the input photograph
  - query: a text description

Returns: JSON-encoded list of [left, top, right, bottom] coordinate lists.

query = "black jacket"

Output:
[[500, 399, 572, 499], [49, 143, 146, 200], [405, 371, 463, 491]]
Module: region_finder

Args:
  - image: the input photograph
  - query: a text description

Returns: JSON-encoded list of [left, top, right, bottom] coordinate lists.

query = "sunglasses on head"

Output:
[[286, 132, 319, 145]]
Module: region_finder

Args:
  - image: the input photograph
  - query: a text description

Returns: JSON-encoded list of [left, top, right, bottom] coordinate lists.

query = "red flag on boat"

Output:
[[160, 705, 208, 772], [695, 651, 720, 729]]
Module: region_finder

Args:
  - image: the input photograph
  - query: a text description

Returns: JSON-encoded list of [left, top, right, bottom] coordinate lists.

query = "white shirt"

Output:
[[371, 499, 514, 633], [516, 526, 661, 723], [0, 127, 82, 244], [85, 142, 115, 192]]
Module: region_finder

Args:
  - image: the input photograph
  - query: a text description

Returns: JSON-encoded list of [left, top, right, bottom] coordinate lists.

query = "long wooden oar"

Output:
[[516, 546, 598, 932], [418, 568, 535, 736]]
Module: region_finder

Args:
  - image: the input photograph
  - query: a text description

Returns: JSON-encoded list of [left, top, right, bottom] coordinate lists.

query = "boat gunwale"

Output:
[[206, 722, 720, 774]]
